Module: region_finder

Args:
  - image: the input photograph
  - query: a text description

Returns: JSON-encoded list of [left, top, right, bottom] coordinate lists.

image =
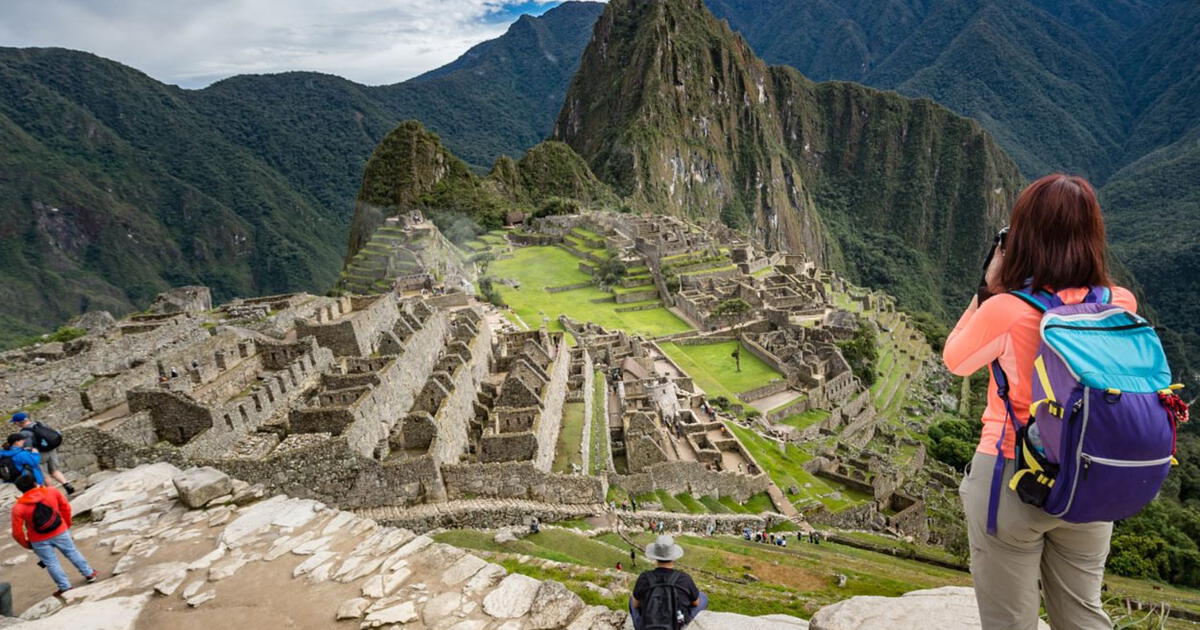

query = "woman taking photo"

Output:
[[943, 173, 1135, 629]]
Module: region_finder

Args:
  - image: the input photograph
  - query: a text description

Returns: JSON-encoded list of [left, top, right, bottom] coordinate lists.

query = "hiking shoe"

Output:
[[64, 483, 76, 496], [52, 588, 71, 597], [85, 571, 98, 583]]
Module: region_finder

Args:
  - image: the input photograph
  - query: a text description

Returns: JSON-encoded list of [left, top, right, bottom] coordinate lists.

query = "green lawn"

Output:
[[777, 409, 831, 430], [488, 247, 691, 337], [588, 371, 609, 475], [728, 422, 871, 513], [659, 341, 782, 401], [553, 402, 587, 473]]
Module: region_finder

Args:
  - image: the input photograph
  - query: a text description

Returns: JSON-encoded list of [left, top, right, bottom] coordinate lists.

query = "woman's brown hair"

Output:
[[995, 173, 1111, 292]]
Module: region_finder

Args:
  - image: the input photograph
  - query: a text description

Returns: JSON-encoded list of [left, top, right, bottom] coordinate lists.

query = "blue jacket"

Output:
[[0, 448, 43, 484]]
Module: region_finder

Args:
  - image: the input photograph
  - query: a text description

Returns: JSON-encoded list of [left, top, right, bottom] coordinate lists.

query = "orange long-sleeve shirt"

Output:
[[942, 286, 1137, 459]]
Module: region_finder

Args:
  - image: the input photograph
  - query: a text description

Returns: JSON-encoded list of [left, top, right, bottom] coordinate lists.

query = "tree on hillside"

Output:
[[837, 321, 878, 388]]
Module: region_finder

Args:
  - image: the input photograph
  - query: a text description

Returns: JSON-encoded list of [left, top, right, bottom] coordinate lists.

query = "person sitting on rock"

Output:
[[630, 535, 707, 629], [0, 434, 43, 486], [11, 413, 74, 495], [10, 474, 97, 596]]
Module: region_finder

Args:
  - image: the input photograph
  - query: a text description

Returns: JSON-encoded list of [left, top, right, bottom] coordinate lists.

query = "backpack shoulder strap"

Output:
[[1010, 289, 1060, 312], [1083, 286, 1112, 304], [986, 360, 1024, 536]]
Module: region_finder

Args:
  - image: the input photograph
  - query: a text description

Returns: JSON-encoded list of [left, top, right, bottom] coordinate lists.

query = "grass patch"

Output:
[[552, 402, 586, 473], [659, 341, 782, 402], [589, 371, 609, 475], [728, 422, 871, 513], [489, 247, 690, 338], [776, 409, 831, 430], [675, 493, 708, 514]]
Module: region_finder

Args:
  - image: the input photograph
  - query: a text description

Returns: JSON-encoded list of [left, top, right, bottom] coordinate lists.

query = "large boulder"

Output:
[[172, 467, 232, 509], [484, 573, 542, 619], [70, 310, 117, 335], [529, 580, 586, 629], [148, 286, 212, 315], [809, 586, 1050, 630], [692, 611, 808, 629]]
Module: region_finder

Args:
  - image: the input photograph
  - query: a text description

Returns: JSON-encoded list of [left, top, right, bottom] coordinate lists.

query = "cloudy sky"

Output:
[[0, 0, 571, 88]]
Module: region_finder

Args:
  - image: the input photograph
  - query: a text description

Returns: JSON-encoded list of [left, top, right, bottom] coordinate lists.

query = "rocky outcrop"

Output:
[[809, 586, 1050, 630], [0, 464, 810, 629], [171, 466, 232, 508]]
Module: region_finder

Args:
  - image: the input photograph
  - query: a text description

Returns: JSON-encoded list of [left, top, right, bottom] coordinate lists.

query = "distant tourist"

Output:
[[629, 535, 707, 629], [529, 517, 540, 535], [11, 413, 74, 495], [944, 174, 1140, 629], [0, 434, 43, 486], [10, 474, 97, 596]]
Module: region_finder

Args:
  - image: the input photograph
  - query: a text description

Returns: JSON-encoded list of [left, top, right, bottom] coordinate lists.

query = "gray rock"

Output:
[[336, 597, 371, 620], [364, 600, 419, 626], [172, 467, 232, 509], [19, 596, 64, 620], [529, 580, 586, 629], [16, 594, 151, 630], [422, 592, 464, 624], [484, 573, 542, 619], [692, 611, 809, 629], [809, 586, 1050, 630]]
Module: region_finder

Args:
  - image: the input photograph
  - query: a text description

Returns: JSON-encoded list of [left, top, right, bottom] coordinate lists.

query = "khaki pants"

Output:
[[960, 452, 1112, 630]]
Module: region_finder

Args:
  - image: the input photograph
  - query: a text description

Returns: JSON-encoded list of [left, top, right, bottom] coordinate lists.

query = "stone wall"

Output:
[[295, 294, 399, 357], [532, 335, 571, 472], [442, 461, 605, 504], [424, 313, 493, 465], [614, 510, 783, 535], [737, 379, 788, 403], [579, 351, 595, 474], [609, 461, 769, 502], [297, 308, 451, 459]]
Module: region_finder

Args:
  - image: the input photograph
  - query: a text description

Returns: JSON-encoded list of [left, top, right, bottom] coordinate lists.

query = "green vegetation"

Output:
[[776, 409, 830, 431], [487, 247, 689, 337], [588, 371, 609, 475], [552, 402, 586, 474], [837, 321, 878, 388], [727, 422, 870, 513], [658, 341, 781, 402]]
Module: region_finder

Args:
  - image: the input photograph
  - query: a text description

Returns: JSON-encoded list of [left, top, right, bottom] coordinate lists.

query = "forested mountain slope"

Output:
[[0, 2, 604, 347]]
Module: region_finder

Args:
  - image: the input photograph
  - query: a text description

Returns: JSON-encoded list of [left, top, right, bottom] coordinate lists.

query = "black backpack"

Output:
[[639, 571, 685, 630], [31, 500, 63, 534], [0, 453, 23, 483], [29, 423, 62, 452]]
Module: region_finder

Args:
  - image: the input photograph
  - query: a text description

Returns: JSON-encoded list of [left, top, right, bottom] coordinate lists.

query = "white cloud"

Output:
[[0, 0, 567, 87]]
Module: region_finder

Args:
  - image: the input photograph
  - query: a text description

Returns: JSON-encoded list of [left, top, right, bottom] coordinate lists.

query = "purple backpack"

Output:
[[986, 286, 1185, 534]]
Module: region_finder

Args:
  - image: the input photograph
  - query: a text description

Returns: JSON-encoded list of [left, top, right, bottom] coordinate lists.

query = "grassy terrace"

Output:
[[434, 526, 1200, 624], [658, 341, 781, 402], [776, 408, 831, 431], [552, 402, 586, 473], [588, 371, 609, 474], [728, 422, 871, 513], [488, 246, 690, 337], [434, 526, 971, 619]]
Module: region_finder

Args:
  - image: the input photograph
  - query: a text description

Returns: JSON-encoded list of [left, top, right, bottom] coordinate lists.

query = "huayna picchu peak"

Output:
[[553, 0, 1025, 318]]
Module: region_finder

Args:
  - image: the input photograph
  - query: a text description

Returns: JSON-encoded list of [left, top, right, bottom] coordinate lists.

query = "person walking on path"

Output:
[[629, 535, 707, 629], [944, 174, 1137, 629], [10, 474, 97, 595], [0, 434, 43, 486], [10, 413, 73, 495]]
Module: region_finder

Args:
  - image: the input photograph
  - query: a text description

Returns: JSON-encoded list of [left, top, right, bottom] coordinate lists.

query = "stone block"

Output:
[[172, 467, 232, 509]]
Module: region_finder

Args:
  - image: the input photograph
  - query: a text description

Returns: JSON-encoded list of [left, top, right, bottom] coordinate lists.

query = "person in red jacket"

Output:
[[10, 475, 97, 595]]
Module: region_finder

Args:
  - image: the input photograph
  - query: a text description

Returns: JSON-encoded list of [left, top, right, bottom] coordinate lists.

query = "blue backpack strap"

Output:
[[986, 360, 1023, 536], [1083, 286, 1111, 304], [1011, 288, 1063, 311]]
